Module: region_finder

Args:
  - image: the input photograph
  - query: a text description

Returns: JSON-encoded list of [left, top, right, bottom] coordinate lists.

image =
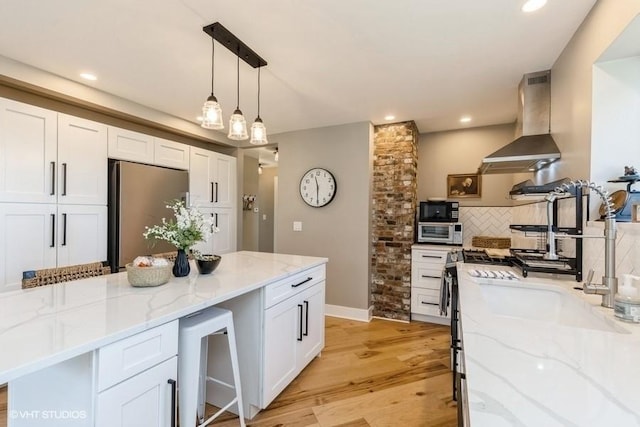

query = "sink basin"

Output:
[[478, 281, 629, 334]]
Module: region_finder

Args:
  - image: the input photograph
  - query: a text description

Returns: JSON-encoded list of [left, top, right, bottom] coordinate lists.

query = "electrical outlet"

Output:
[[293, 221, 302, 231]]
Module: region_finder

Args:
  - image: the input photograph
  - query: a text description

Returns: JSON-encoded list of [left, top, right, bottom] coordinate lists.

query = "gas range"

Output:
[[462, 249, 513, 266]]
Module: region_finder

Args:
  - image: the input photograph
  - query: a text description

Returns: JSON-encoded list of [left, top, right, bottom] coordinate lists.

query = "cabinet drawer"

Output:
[[412, 249, 448, 265], [97, 321, 178, 391], [411, 289, 446, 317], [264, 265, 325, 309], [412, 265, 443, 290]]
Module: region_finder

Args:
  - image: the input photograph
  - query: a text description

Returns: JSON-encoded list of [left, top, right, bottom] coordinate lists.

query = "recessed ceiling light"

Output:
[[79, 72, 97, 81], [384, 115, 395, 121], [522, 0, 547, 13], [460, 116, 472, 123]]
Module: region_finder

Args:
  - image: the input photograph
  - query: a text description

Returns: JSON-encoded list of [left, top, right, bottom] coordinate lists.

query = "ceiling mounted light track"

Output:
[[200, 22, 268, 141]]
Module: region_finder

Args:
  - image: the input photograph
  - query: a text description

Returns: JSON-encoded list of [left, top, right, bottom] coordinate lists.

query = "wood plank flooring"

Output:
[[0, 317, 457, 427], [208, 317, 457, 427]]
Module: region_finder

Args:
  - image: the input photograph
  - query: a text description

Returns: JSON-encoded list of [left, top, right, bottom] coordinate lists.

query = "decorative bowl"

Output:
[[126, 263, 172, 287], [196, 255, 222, 275]]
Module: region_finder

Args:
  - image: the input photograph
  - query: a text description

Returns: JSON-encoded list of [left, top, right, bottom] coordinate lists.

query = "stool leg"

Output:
[[179, 335, 201, 427], [225, 322, 246, 427], [198, 336, 209, 423]]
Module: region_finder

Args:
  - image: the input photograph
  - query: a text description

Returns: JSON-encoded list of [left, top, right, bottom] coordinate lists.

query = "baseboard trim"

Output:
[[325, 304, 373, 322], [371, 316, 409, 324]]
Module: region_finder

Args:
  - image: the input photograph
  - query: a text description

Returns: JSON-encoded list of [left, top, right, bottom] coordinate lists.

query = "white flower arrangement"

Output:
[[143, 200, 218, 251]]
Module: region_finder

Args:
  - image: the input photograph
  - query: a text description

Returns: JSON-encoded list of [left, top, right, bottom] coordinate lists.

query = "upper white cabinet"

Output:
[[0, 98, 57, 203], [0, 99, 108, 205], [154, 138, 189, 170], [189, 147, 236, 209], [58, 114, 108, 205], [108, 127, 154, 164]]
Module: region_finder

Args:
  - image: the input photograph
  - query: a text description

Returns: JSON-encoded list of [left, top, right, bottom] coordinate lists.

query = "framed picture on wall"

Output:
[[447, 173, 481, 198]]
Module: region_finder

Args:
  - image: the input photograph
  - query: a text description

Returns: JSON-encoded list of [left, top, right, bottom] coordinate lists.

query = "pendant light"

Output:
[[201, 36, 224, 129], [258, 163, 263, 175], [228, 51, 248, 140], [274, 148, 279, 162], [250, 66, 268, 145]]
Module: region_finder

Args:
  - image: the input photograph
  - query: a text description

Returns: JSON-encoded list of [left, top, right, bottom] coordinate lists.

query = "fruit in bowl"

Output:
[[126, 257, 172, 287]]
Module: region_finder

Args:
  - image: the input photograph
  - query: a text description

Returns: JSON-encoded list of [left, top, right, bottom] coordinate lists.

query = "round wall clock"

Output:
[[299, 168, 337, 207]]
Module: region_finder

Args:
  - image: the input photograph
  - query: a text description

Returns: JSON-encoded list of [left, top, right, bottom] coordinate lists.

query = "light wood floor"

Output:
[[0, 317, 457, 427], [208, 316, 457, 427]]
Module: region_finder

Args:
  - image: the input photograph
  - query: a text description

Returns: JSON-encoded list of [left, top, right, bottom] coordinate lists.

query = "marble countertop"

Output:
[[0, 251, 327, 384], [457, 262, 640, 426]]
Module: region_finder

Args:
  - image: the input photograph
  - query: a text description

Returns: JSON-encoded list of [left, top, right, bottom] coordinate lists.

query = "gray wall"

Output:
[[242, 156, 259, 251], [418, 124, 518, 206], [258, 167, 277, 253], [271, 122, 373, 310]]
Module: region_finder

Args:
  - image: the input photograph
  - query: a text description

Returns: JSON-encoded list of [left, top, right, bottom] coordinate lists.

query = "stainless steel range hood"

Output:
[[480, 70, 560, 174]]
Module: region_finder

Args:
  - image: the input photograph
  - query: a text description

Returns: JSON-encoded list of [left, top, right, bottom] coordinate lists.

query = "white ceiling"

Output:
[[0, 0, 596, 140]]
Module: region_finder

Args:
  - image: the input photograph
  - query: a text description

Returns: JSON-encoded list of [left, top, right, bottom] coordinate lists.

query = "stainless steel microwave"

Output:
[[419, 201, 459, 223], [417, 222, 463, 245]]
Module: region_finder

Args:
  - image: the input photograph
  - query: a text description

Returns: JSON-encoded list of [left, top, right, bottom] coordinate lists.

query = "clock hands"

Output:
[[315, 176, 319, 206]]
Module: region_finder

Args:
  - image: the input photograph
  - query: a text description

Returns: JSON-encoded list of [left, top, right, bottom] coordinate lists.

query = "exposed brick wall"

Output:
[[371, 121, 418, 320]]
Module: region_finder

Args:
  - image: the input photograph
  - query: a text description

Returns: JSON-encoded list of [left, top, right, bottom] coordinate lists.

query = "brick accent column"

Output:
[[371, 121, 418, 320]]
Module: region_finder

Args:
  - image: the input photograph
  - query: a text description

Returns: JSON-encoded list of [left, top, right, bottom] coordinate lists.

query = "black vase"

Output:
[[172, 249, 190, 277]]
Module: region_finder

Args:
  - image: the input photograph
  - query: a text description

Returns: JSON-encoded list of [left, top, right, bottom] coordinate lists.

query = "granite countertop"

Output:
[[457, 262, 640, 426], [0, 251, 327, 384]]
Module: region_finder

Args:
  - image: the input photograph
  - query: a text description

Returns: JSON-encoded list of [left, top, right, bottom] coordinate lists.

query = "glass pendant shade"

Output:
[[201, 94, 224, 129], [228, 109, 248, 140], [250, 117, 268, 145]]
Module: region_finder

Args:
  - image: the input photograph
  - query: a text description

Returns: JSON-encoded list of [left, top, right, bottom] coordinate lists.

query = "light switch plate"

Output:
[[293, 221, 302, 231]]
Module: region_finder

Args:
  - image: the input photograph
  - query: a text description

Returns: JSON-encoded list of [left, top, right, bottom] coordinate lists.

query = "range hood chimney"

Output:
[[479, 70, 560, 174]]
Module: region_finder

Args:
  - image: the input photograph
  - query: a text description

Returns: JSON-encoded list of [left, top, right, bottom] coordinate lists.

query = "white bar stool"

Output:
[[179, 307, 245, 427]]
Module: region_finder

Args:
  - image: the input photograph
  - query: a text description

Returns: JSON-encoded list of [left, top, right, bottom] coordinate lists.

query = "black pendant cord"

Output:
[[256, 66, 261, 119], [211, 37, 216, 96], [236, 51, 240, 110]]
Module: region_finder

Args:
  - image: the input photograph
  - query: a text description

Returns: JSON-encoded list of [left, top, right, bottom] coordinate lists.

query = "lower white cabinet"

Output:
[[263, 272, 325, 406], [411, 246, 451, 324], [96, 357, 177, 427], [0, 203, 107, 292]]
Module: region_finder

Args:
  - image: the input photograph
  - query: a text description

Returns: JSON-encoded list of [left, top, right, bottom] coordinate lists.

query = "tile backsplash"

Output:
[[460, 204, 640, 277]]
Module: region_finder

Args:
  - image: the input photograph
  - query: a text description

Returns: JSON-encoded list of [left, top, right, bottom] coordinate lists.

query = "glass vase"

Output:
[[172, 249, 190, 277]]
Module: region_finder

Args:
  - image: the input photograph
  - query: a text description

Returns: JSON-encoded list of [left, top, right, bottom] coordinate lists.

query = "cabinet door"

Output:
[[189, 147, 214, 207], [57, 114, 108, 205], [212, 209, 236, 254], [56, 205, 107, 267], [212, 154, 236, 208], [96, 357, 177, 427], [154, 138, 189, 170], [0, 203, 57, 292], [0, 98, 57, 203], [263, 296, 300, 406], [299, 281, 325, 366], [108, 126, 154, 164]]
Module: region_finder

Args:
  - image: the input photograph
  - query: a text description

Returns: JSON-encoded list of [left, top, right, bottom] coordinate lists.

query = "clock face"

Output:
[[299, 168, 337, 207]]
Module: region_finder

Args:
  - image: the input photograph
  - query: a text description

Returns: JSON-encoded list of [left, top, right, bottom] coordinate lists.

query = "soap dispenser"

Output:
[[614, 274, 640, 322]]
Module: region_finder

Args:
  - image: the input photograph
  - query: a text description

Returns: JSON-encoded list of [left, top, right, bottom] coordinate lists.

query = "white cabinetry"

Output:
[[154, 138, 189, 170], [411, 246, 450, 325], [96, 321, 178, 427], [189, 147, 236, 209], [192, 208, 236, 255], [0, 98, 109, 292], [262, 267, 325, 406], [0, 98, 57, 203], [108, 127, 154, 164]]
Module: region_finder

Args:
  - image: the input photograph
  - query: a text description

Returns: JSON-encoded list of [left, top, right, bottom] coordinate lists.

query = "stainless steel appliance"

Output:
[[108, 160, 189, 271], [417, 222, 463, 245], [418, 200, 459, 222]]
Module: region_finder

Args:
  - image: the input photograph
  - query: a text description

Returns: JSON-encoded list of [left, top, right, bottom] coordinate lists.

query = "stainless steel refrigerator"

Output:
[[108, 160, 189, 271]]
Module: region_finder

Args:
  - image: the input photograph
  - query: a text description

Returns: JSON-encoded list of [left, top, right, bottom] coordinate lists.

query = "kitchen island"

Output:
[[457, 262, 640, 426], [1, 251, 327, 426]]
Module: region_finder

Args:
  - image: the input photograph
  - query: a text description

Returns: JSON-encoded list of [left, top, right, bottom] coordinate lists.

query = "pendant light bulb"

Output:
[[228, 51, 249, 140], [250, 66, 268, 145], [201, 37, 224, 130], [258, 163, 263, 175], [274, 148, 279, 162]]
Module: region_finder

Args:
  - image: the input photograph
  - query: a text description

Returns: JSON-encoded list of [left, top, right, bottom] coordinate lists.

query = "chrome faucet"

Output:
[[544, 180, 617, 308]]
